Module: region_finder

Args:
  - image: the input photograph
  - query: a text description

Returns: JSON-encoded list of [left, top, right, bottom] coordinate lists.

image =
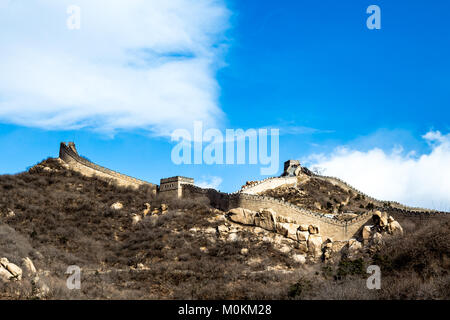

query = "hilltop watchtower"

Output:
[[159, 176, 194, 198], [283, 160, 301, 177]]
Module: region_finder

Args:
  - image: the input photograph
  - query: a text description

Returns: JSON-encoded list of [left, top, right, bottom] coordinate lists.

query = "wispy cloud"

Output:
[[263, 120, 333, 136], [305, 131, 450, 211], [196, 175, 223, 190], [0, 0, 230, 136]]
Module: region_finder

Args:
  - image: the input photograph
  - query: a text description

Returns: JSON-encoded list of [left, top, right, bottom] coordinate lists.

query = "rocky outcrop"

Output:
[[223, 206, 408, 262], [362, 211, 404, 246], [110, 202, 123, 210], [0, 258, 22, 281], [226, 207, 324, 259], [142, 203, 151, 216], [255, 208, 277, 231], [22, 257, 37, 276], [307, 234, 323, 258], [227, 208, 256, 225]]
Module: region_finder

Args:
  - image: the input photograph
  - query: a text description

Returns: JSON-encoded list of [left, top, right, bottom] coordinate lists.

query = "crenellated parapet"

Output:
[[313, 174, 445, 214], [182, 179, 448, 240], [59, 142, 156, 189], [182, 183, 375, 240], [57, 142, 447, 236], [240, 176, 298, 194]]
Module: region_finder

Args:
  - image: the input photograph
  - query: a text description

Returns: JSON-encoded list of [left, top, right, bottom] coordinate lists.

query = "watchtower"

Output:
[[159, 176, 194, 198], [283, 160, 301, 177]]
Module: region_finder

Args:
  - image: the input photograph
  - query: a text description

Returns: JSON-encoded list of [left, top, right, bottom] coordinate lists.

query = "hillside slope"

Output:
[[0, 158, 448, 299], [259, 176, 375, 217]]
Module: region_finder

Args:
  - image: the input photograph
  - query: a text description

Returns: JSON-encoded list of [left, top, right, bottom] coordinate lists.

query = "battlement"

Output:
[[59, 142, 156, 190], [282, 159, 301, 177], [240, 176, 297, 194], [56, 142, 447, 239], [160, 176, 194, 198]]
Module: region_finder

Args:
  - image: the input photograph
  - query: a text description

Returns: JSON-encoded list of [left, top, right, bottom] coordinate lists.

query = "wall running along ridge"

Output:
[[183, 184, 372, 240], [59, 142, 156, 189], [312, 174, 445, 214], [182, 180, 449, 241], [240, 176, 298, 194], [58, 142, 447, 240]]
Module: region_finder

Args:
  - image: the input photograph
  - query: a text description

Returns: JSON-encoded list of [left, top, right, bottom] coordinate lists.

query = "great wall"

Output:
[[57, 142, 448, 242], [59, 142, 157, 190]]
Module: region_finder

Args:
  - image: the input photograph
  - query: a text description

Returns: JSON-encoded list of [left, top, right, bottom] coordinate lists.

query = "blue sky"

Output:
[[0, 0, 449, 209]]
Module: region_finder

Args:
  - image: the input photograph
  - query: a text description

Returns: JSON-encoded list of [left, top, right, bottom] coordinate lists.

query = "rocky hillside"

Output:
[[0, 158, 449, 299], [260, 176, 376, 218]]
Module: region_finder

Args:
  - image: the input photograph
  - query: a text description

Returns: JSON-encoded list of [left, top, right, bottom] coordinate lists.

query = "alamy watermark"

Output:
[[171, 121, 279, 175], [366, 265, 381, 289], [366, 5, 381, 30], [65, 5, 379, 31], [66, 265, 81, 290], [67, 5, 81, 30]]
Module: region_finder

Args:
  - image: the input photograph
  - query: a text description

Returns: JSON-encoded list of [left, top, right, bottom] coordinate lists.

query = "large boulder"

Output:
[[372, 210, 382, 224], [276, 223, 299, 240], [348, 239, 362, 251], [379, 214, 388, 228], [227, 208, 256, 225], [362, 225, 373, 241], [372, 210, 388, 227], [22, 257, 36, 275], [255, 208, 277, 231], [388, 220, 404, 236], [296, 230, 309, 242], [292, 254, 306, 264], [0, 266, 11, 281], [110, 202, 123, 210], [217, 225, 229, 235], [131, 214, 142, 225], [142, 203, 151, 216], [0, 258, 22, 280], [307, 234, 323, 258], [298, 241, 308, 253], [298, 224, 309, 231], [372, 232, 383, 244], [0, 257, 8, 268], [323, 240, 334, 261], [347, 239, 363, 258], [308, 225, 319, 234]]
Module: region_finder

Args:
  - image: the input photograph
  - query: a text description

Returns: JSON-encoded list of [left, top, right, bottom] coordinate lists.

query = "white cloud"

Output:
[[0, 0, 230, 135], [196, 175, 223, 190], [305, 131, 450, 211]]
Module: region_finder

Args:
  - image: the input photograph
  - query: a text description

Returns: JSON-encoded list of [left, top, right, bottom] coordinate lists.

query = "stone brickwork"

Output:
[[59, 142, 156, 190], [160, 176, 194, 198], [313, 174, 447, 214], [240, 176, 298, 195], [228, 193, 373, 240], [182, 184, 373, 240], [182, 181, 448, 241], [58, 142, 447, 241]]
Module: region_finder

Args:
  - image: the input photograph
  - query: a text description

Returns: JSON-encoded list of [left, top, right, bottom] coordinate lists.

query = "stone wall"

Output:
[[228, 193, 373, 240], [240, 176, 298, 195], [160, 176, 194, 198], [59, 142, 156, 190], [183, 182, 448, 241], [182, 184, 373, 241], [313, 174, 447, 214], [58, 142, 447, 240]]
